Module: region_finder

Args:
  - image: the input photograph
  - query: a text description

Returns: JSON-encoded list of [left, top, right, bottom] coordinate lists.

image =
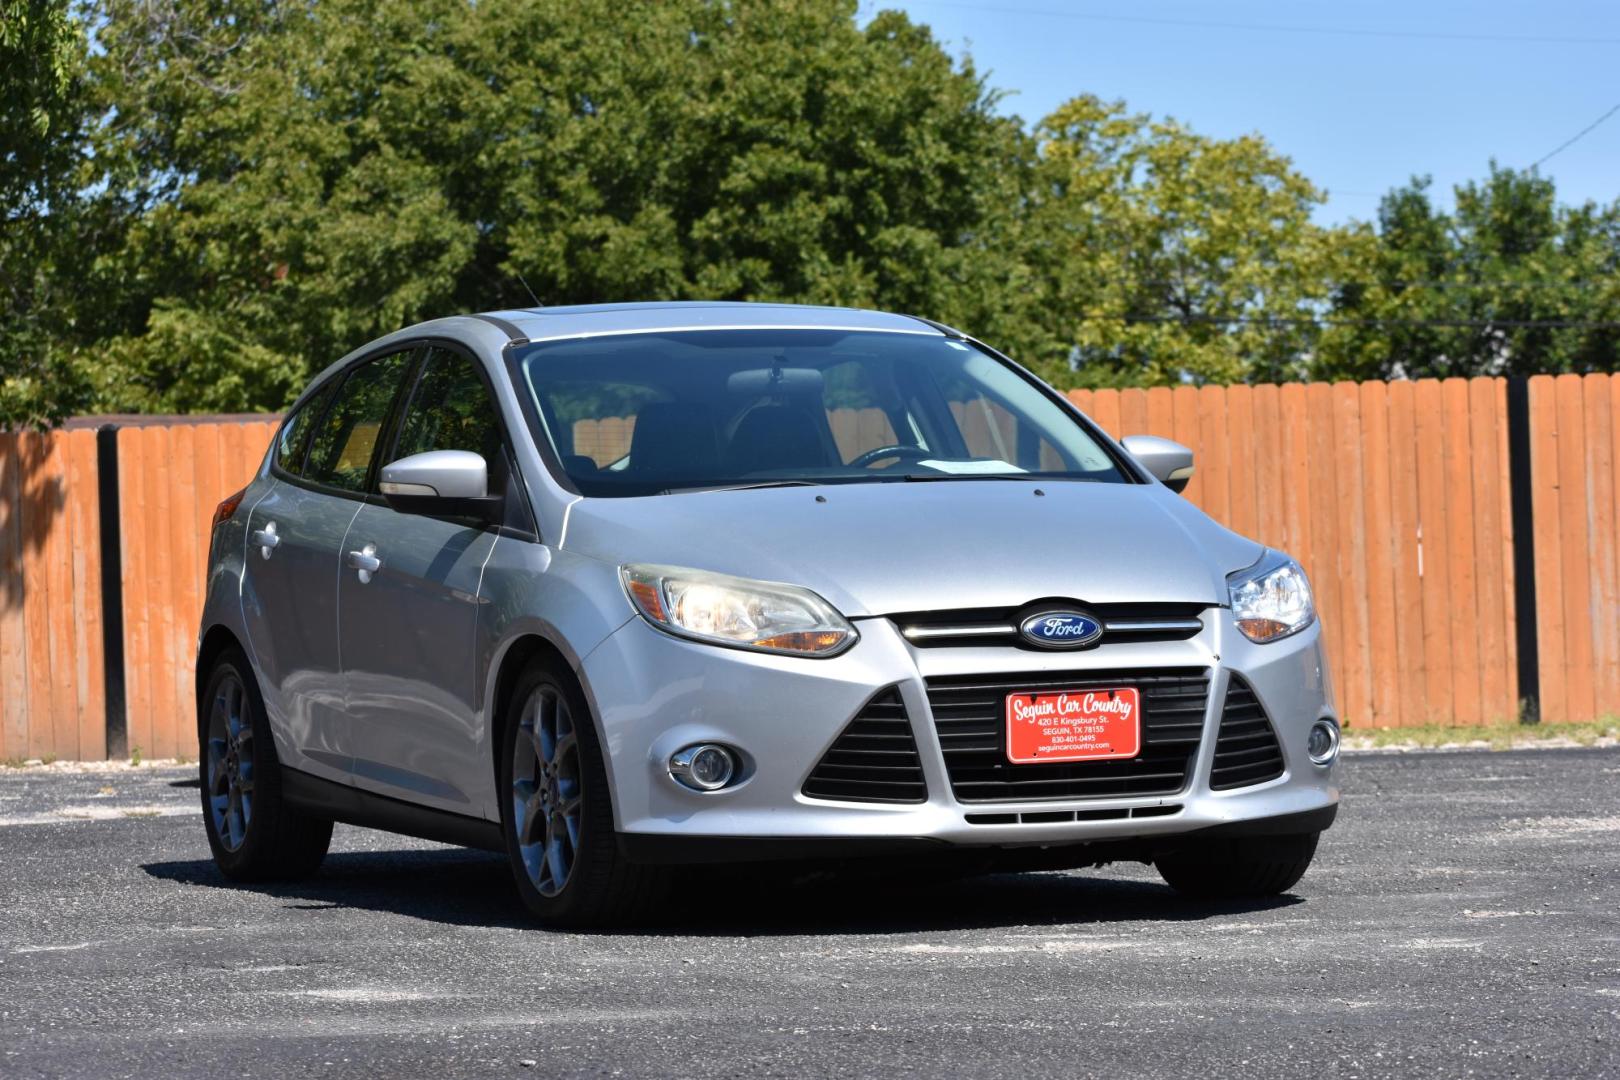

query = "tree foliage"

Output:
[[1, 0, 94, 426], [1019, 95, 1362, 386], [2, 0, 1617, 425], [1312, 166, 1620, 380]]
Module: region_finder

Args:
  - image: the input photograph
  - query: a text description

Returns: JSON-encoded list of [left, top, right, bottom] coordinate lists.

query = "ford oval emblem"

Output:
[[1019, 610, 1104, 650]]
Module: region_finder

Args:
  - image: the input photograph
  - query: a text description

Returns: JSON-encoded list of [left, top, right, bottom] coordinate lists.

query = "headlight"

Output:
[[1227, 551, 1315, 643], [620, 564, 857, 657]]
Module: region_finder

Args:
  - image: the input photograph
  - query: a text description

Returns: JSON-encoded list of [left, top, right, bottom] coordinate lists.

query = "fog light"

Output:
[[1307, 719, 1340, 766], [669, 744, 737, 791]]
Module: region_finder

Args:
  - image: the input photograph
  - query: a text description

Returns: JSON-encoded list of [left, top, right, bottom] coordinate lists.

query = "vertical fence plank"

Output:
[[1495, 378, 1519, 716], [1277, 383, 1312, 587], [1385, 381, 1426, 724], [39, 433, 75, 758], [1117, 388, 1149, 438], [1610, 374, 1620, 716], [1224, 385, 1257, 540], [1331, 382, 1371, 727], [0, 433, 26, 758], [1413, 379, 1454, 725], [66, 431, 105, 759], [1146, 386, 1174, 441], [21, 435, 55, 759], [1171, 386, 1201, 509], [1554, 374, 1595, 721], [1249, 385, 1283, 550], [1304, 384, 1341, 703], [1090, 389, 1121, 440], [1527, 376, 1566, 723], [118, 429, 150, 760], [1467, 378, 1510, 723], [1441, 379, 1482, 725], [1197, 386, 1230, 527], [1359, 381, 1399, 727], [1583, 374, 1618, 719]]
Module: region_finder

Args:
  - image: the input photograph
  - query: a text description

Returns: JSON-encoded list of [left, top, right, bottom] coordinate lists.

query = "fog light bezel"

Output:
[[668, 743, 738, 792], [1307, 719, 1340, 766]]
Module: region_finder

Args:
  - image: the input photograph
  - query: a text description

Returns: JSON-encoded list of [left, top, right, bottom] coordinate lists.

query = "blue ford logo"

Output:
[[1019, 610, 1104, 649]]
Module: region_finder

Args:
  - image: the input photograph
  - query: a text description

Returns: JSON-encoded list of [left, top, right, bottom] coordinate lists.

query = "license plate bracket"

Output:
[[1004, 687, 1142, 764]]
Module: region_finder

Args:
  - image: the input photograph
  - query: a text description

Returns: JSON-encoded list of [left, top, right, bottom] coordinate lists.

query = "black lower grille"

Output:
[[801, 688, 927, 804], [926, 668, 1210, 803], [1209, 675, 1286, 789]]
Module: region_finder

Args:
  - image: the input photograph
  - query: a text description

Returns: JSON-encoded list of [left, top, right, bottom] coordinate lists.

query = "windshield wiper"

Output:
[[658, 479, 825, 495], [891, 473, 1043, 483]]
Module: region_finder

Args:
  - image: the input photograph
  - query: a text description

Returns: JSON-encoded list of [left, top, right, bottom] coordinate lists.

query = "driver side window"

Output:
[[822, 361, 900, 463]]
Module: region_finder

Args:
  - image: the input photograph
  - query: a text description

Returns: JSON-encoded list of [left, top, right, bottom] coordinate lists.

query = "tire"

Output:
[[198, 647, 333, 881], [1154, 832, 1320, 898], [499, 658, 669, 928]]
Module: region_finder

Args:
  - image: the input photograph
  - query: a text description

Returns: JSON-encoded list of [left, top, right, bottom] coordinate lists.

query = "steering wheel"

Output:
[[849, 444, 932, 470]]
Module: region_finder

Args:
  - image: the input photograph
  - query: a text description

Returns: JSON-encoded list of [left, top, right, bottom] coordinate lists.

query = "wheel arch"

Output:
[[487, 630, 623, 828], [196, 623, 248, 716]]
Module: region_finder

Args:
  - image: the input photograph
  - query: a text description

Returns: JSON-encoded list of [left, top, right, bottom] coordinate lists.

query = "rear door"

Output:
[[337, 344, 523, 815], [240, 347, 416, 784]]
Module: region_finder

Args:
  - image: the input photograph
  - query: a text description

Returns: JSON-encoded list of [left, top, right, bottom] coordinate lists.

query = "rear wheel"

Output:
[[1155, 833, 1320, 898], [199, 648, 332, 880], [500, 660, 668, 928]]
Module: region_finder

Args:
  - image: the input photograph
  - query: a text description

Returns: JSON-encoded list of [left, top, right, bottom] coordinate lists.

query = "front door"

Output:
[[337, 346, 513, 815]]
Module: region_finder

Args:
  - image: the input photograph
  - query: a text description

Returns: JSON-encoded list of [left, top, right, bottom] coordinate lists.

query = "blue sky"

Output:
[[865, 0, 1620, 225]]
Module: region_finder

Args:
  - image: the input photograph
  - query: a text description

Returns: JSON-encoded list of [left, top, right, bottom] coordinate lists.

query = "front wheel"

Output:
[[1155, 832, 1320, 898], [198, 647, 332, 881], [499, 660, 668, 928]]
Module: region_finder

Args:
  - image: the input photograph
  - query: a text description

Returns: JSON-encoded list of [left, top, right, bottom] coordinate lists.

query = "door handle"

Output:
[[251, 521, 280, 559], [347, 543, 381, 584]]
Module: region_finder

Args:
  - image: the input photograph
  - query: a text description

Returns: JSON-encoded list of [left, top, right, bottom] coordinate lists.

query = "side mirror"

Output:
[[379, 450, 501, 522], [1120, 435, 1194, 494]]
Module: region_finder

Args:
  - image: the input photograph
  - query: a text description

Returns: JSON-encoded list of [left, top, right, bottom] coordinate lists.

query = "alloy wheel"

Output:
[[205, 672, 254, 851], [511, 684, 583, 897]]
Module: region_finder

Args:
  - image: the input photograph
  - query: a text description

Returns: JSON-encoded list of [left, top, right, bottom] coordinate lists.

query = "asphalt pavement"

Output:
[[1, 748, 1616, 1079]]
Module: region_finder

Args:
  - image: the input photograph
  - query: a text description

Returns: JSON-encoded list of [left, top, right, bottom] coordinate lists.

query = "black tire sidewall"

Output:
[[198, 648, 281, 876], [499, 661, 616, 924]]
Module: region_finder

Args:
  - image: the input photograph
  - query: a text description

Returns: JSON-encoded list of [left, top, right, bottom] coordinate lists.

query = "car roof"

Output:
[[477, 301, 948, 343]]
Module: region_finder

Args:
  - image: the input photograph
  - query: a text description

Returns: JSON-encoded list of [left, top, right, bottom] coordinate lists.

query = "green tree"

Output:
[[1314, 166, 1620, 380], [80, 0, 1034, 413], [0, 0, 94, 427], [1018, 94, 1365, 388]]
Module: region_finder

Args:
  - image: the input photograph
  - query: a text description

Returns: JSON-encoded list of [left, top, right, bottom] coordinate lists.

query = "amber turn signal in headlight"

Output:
[[620, 564, 857, 657], [1228, 552, 1316, 643]]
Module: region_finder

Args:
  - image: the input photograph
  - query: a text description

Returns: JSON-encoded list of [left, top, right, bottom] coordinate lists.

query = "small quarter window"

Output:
[[274, 382, 335, 477]]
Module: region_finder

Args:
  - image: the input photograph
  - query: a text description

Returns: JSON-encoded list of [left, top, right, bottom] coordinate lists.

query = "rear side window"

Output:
[[304, 350, 414, 492], [274, 382, 335, 477], [392, 348, 503, 464]]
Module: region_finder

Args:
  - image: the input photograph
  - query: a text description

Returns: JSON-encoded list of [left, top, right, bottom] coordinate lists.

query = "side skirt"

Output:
[[281, 767, 505, 853]]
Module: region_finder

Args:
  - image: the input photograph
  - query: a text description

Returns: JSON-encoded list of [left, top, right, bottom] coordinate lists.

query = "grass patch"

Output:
[[1345, 718, 1620, 750]]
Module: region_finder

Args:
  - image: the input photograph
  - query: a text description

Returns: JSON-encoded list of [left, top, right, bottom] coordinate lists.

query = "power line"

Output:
[[1084, 314, 1620, 330], [1529, 102, 1620, 169], [903, 2, 1620, 46], [1338, 280, 1605, 292]]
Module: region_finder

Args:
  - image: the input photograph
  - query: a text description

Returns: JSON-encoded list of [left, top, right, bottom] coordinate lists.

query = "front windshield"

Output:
[[513, 328, 1130, 497]]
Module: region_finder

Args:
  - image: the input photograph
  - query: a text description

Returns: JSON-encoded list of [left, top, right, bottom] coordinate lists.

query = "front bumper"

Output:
[[579, 608, 1339, 850]]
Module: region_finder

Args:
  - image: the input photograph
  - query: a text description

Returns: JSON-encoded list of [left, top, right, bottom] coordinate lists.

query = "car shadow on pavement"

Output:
[[142, 848, 1303, 935]]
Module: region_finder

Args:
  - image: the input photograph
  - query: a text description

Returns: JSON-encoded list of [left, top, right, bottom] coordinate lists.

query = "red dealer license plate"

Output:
[[1005, 687, 1142, 764]]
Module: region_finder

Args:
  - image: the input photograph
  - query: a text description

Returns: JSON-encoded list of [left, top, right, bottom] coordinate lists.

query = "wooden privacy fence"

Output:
[[0, 417, 276, 762], [1, 375, 1617, 760]]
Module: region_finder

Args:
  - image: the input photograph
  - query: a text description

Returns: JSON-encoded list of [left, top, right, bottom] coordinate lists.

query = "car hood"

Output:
[[561, 480, 1263, 617]]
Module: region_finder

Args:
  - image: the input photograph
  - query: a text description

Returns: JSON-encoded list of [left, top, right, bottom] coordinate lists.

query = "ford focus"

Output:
[[197, 302, 1340, 926]]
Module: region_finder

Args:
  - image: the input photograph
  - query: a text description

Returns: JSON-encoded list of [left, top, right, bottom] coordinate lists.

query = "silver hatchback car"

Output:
[[197, 302, 1340, 926]]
